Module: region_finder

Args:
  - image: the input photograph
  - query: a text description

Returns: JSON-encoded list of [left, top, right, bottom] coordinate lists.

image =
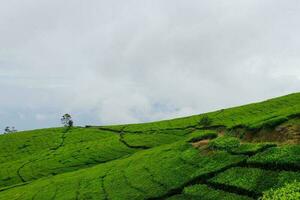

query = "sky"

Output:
[[1, 0, 300, 132]]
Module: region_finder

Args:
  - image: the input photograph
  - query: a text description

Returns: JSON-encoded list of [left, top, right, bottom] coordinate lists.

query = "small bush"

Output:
[[167, 184, 252, 200], [261, 181, 300, 200], [209, 136, 240, 151], [247, 145, 300, 170], [209, 167, 300, 194], [198, 116, 212, 127], [248, 116, 288, 131], [187, 130, 217, 142], [230, 143, 276, 155]]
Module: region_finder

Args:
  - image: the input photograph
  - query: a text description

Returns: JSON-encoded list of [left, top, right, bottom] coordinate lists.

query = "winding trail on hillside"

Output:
[[98, 127, 151, 149], [75, 180, 82, 200], [143, 166, 168, 190], [98, 124, 225, 135], [50, 128, 69, 151], [100, 168, 114, 200], [16, 161, 31, 182], [98, 125, 224, 150], [15, 128, 71, 184], [100, 175, 109, 200], [119, 133, 150, 150]]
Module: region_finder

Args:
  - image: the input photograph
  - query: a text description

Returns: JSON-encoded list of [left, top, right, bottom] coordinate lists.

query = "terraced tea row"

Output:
[[104, 93, 300, 132], [165, 143, 300, 200], [0, 127, 186, 189], [0, 93, 299, 199], [0, 142, 246, 200], [209, 167, 300, 197], [167, 184, 252, 200]]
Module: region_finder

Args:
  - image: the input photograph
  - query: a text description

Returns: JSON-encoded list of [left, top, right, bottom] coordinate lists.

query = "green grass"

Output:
[[0, 93, 299, 199]]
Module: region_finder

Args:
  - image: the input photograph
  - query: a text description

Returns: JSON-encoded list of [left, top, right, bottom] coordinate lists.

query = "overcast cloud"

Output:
[[1, 0, 300, 131]]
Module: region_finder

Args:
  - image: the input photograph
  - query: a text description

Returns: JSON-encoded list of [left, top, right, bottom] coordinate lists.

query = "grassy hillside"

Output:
[[0, 93, 299, 200]]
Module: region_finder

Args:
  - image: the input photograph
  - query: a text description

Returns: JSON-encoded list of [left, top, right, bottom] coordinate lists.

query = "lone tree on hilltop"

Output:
[[61, 114, 74, 127], [4, 126, 18, 134], [11, 126, 17, 132], [4, 126, 10, 134]]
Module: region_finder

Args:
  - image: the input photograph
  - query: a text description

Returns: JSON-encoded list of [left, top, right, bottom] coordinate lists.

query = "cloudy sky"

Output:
[[1, 0, 300, 132]]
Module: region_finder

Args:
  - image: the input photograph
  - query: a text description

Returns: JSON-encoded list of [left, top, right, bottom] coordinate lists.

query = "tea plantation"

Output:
[[0, 93, 299, 199]]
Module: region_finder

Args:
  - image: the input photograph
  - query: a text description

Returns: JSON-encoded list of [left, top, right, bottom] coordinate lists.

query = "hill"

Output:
[[0, 93, 299, 200]]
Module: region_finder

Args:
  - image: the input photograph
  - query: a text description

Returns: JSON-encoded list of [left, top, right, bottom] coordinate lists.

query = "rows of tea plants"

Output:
[[105, 93, 300, 132], [0, 141, 246, 200], [167, 184, 253, 200], [0, 127, 189, 189], [261, 181, 300, 200], [0, 93, 299, 199], [186, 130, 218, 142], [230, 143, 276, 155], [164, 137, 300, 199], [208, 167, 300, 195], [247, 145, 300, 169]]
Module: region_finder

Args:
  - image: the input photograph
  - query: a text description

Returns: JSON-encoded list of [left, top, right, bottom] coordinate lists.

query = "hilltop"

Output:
[[0, 93, 299, 199]]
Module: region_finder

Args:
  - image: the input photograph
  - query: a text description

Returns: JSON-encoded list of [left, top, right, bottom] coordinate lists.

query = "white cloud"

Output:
[[0, 0, 300, 130]]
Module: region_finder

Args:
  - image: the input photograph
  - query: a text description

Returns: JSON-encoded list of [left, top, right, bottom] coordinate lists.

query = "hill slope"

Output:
[[0, 93, 299, 200]]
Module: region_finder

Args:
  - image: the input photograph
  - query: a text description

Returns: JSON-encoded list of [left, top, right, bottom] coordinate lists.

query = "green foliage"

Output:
[[167, 184, 253, 200], [199, 116, 213, 127], [0, 128, 138, 188], [0, 127, 186, 188], [230, 143, 276, 155], [123, 133, 184, 148], [209, 167, 300, 194], [209, 136, 240, 151], [248, 116, 289, 131], [187, 130, 217, 142], [261, 181, 300, 200], [3, 126, 17, 134], [247, 145, 300, 168], [0, 93, 299, 199], [109, 93, 300, 132], [61, 113, 73, 127], [0, 128, 64, 163], [0, 142, 246, 200]]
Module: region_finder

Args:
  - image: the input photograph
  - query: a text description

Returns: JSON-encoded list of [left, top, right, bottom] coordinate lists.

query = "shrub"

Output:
[[209, 136, 240, 151], [4, 126, 17, 134], [261, 181, 300, 200], [61, 113, 73, 127], [184, 184, 252, 200], [230, 143, 276, 155], [187, 130, 217, 142], [209, 167, 300, 194], [248, 116, 288, 131], [167, 184, 252, 200], [247, 145, 300, 169], [198, 116, 212, 127]]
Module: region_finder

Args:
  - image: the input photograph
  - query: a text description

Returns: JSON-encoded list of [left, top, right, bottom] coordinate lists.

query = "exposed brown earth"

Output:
[[192, 139, 210, 148]]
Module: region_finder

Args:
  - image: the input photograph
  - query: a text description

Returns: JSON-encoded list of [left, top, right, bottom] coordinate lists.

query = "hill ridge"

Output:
[[0, 93, 299, 200]]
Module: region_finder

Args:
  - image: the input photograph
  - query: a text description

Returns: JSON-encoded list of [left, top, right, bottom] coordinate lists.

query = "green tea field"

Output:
[[0, 93, 299, 200]]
